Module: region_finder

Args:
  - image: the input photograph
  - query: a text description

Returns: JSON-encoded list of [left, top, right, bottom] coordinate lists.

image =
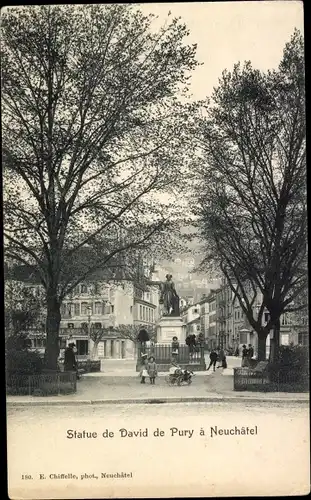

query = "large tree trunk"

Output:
[[45, 292, 61, 371], [269, 318, 280, 364], [257, 331, 268, 361]]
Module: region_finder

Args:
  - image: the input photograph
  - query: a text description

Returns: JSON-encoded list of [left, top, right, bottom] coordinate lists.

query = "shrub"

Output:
[[6, 349, 43, 375], [268, 344, 309, 383]]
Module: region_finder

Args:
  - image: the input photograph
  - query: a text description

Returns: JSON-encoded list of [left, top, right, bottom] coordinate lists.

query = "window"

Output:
[[111, 305, 114, 314], [94, 322, 102, 328], [298, 332, 309, 346], [140, 305, 142, 319], [76, 339, 88, 355], [281, 314, 291, 326], [74, 303, 80, 316], [33, 338, 46, 348], [81, 302, 88, 315], [81, 284, 87, 293], [67, 323, 74, 328], [264, 312, 270, 323], [130, 306, 133, 314], [95, 302, 102, 315], [281, 334, 289, 345], [240, 332, 248, 344]]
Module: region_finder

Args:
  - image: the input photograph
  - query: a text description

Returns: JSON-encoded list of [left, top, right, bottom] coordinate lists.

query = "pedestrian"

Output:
[[248, 344, 254, 359], [217, 347, 225, 368], [186, 334, 196, 357], [64, 343, 77, 373], [207, 348, 218, 372], [222, 354, 227, 369], [139, 354, 148, 384], [241, 344, 249, 367], [171, 336, 179, 362], [147, 356, 158, 384]]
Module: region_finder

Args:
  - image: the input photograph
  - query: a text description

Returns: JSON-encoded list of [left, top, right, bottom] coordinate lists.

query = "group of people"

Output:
[[139, 354, 193, 385], [139, 354, 158, 384], [207, 347, 227, 372]]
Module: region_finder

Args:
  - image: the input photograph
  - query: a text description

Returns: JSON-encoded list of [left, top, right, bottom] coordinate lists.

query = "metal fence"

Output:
[[6, 371, 77, 396], [234, 367, 309, 392], [137, 344, 205, 366]]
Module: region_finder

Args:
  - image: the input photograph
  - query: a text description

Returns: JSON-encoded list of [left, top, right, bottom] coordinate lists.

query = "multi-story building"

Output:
[[198, 294, 209, 341], [5, 262, 160, 360], [181, 300, 201, 336], [214, 280, 308, 356], [207, 290, 217, 349], [132, 284, 159, 329]]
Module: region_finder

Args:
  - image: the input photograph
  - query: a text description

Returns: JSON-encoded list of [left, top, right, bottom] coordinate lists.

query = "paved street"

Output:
[[7, 356, 308, 405], [7, 402, 310, 498]]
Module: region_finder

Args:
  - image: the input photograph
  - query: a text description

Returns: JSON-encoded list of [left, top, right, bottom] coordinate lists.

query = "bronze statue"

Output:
[[159, 274, 180, 316]]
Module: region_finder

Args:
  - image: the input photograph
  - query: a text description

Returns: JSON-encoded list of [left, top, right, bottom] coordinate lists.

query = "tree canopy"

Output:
[[193, 30, 306, 360], [2, 5, 199, 368]]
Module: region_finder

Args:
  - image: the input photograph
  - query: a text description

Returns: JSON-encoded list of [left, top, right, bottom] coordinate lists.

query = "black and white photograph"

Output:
[[3, 2, 309, 499]]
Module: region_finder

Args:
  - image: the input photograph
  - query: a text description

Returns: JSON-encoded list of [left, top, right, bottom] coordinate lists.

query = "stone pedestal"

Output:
[[156, 315, 186, 344]]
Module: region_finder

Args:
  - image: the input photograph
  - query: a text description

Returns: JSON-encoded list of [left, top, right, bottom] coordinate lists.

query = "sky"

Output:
[[138, 1, 304, 291], [139, 1, 304, 101]]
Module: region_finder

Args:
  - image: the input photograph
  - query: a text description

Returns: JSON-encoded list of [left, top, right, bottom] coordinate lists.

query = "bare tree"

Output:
[[114, 324, 157, 343], [194, 31, 307, 361], [2, 5, 199, 369]]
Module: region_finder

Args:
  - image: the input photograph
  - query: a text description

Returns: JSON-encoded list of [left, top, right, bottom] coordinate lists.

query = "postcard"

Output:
[[4, 2, 309, 499]]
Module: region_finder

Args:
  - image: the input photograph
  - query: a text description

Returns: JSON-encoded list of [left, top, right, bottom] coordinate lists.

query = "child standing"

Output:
[[147, 356, 157, 384], [139, 353, 148, 384], [171, 336, 179, 362]]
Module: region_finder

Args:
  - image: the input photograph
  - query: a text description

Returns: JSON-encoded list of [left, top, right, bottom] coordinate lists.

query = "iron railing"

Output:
[[137, 343, 205, 366], [6, 371, 77, 396], [234, 367, 309, 392]]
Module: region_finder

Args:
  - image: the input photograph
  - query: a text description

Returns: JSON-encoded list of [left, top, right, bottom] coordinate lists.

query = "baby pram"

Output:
[[165, 367, 194, 386]]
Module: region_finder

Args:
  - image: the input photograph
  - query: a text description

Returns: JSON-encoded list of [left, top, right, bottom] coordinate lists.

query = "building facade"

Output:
[[6, 262, 160, 360]]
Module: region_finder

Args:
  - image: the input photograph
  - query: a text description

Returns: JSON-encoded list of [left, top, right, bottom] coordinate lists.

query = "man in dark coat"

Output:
[[207, 349, 218, 372], [64, 343, 77, 372], [248, 344, 254, 359], [242, 344, 249, 367]]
